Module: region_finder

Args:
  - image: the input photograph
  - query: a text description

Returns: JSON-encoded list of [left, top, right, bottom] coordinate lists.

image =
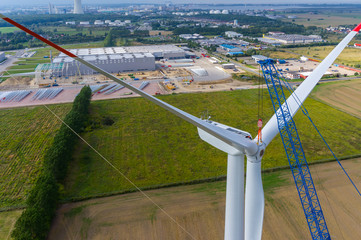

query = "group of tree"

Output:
[[104, 29, 151, 47], [11, 86, 92, 240], [0, 30, 105, 51], [179, 13, 308, 37]]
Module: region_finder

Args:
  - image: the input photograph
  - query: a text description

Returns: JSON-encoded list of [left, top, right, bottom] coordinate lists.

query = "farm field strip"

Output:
[[312, 79, 361, 119], [0, 105, 71, 208], [290, 46, 361, 66], [283, 13, 361, 27], [48, 158, 361, 240]]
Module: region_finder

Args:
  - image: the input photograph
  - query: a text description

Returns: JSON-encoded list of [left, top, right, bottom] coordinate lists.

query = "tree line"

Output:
[[104, 29, 150, 47], [0, 31, 104, 51], [11, 86, 92, 240]]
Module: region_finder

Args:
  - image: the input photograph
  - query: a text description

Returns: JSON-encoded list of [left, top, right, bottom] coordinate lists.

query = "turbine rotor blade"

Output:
[[0, 14, 258, 154], [261, 23, 361, 146]]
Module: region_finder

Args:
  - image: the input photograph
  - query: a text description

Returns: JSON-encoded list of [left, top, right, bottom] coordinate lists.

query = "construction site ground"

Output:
[[173, 78, 259, 93], [0, 81, 166, 109], [45, 158, 361, 240], [0, 65, 256, 109], [244, 59, 355, 77], [282, 59, 355, 76]]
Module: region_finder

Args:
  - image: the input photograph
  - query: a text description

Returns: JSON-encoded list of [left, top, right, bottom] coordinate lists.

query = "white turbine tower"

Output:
[[74, 0, 84, 14], [1, 13, 360, 239]]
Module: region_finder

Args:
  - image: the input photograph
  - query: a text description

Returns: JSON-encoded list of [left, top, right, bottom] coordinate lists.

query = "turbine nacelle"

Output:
[[197, 120, 255, 155]]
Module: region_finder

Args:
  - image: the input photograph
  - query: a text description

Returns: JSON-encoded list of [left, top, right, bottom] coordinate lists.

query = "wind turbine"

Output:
[[2, 13, 360, 239]]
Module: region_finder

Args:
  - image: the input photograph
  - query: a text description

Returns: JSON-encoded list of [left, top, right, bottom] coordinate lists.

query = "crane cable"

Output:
[[278, 66, 361, 197], [2, 69, 198, 240], [257, 64, 264, 144], [274, 65, 345, 239]]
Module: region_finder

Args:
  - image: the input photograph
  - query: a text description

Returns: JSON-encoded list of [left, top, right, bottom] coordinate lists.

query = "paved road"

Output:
[[0, 50, 24, 75], [211, 53, 262, 76]]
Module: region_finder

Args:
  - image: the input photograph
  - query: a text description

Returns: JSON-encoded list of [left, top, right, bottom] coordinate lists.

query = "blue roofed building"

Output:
[[220, 44, 243, 53]]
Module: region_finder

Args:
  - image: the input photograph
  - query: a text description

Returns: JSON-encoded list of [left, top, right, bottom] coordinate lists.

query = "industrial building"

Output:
[[262, 33, 323, 45], [56, 45, 186, 60], [36, 45, 186, 78], [252, 55, 269, 63], [0, 52, 5, 62], [225, 31, 243, 38], [50, 53, 155, 76]]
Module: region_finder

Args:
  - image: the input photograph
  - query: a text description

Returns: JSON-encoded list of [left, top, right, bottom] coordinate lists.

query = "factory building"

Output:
[[262, 34, 323, 45], [225, 31, 243, 38], [37, 45, 186, 77], [0, 52, 5, 62], [122, 45, 186, 60], [52, 53, 155, 76], [57, 45, 186, 60]]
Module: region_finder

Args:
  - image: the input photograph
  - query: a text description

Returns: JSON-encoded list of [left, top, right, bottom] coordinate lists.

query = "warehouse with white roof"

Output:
[[40, 45, 186, 77], [52, 52, 155, 76]]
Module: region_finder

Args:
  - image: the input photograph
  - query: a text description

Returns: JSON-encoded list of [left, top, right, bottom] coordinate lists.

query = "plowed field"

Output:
[[48, 158, 361, 240], [312, 79, 361, 119]]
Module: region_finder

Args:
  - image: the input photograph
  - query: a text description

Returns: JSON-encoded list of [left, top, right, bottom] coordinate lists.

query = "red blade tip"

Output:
[[353, 23, 361, 32]]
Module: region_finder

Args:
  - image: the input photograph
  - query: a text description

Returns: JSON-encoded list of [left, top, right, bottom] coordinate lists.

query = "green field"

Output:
[[63, 90, 361, 200], [3, 42, 103, 76], [290, 46, 361, 66], [8, 64, 39, 70], [0, 27, 19, 33], [4, 69, 35, 75], [266, 50, 300, 59], [0, 105, 71, 209]]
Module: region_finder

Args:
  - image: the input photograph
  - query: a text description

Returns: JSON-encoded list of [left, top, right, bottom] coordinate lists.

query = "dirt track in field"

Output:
[[48, 158, 361, 240], [313, 79, 361, 119]]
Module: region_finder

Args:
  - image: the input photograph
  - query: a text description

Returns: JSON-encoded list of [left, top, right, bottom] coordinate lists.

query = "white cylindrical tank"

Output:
[[74, 0, 84, 14]]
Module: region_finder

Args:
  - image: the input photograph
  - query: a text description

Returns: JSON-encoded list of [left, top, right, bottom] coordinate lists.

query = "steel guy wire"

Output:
[[276, 66, 361, 197], [43, 104, 198, 240], [2, 69, 197, 240]]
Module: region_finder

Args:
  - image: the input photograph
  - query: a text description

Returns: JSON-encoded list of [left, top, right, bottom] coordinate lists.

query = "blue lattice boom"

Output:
[[259, 59, 330, 240]]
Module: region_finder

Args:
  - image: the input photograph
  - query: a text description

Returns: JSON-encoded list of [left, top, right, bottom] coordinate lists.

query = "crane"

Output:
[[259, 59, 330, 240]]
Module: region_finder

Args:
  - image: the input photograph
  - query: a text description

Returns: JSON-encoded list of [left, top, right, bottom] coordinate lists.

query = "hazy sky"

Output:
[[1, 0, 361, 6]]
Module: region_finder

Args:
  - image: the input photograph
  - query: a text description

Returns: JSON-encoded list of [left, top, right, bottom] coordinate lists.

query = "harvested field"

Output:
[[312, 79, 361, 119], [283, 13, 361, 28], [48, 158, 361, 239]]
